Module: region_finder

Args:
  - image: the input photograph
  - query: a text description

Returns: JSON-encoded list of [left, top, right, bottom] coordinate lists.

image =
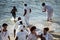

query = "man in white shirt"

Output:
[[42, 3, 53, 22], [23, 4, 31, 27], [28, 26, 39, 40], [15, 25, 28, 40], [1, 23, 10, 40], [14, 17, 22, 37], [1, 31, 10, 40], [41, 27, 53, 40]]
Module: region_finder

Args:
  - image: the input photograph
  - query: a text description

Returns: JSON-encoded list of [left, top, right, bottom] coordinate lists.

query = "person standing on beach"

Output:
[[42, 3, 53, 22], [40, 27, 53, 40], [23, 4, 31, 27], [1, 23, 10, 40], [15, 25, 28, 40], [14, 17, 22, 37], [11, 6, 17, 22], [27, 26, 39, 40]]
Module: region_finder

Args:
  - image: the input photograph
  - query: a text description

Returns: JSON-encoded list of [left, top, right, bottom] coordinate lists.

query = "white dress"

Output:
[[1, 31, 9, 40]]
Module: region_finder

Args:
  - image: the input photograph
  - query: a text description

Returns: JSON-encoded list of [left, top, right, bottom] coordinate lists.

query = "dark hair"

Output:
[[24, 4, 27, 6], [42, 3, 45, 6], [30, 26, 36, 32], [44, 27, 49, 31], [2, 23, 8, 27], [18, 17, 21, 20], [20, 21, 23, 25]]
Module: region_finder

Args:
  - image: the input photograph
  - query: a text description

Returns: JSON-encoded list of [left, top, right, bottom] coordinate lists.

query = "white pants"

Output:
[[25, 16, 29, 26], [47, 11, 53, 20]]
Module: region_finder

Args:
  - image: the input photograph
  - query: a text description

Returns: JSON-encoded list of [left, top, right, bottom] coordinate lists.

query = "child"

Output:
[[14, 17, 22, 37], [27, 26, 38, 40], [11, 6, 17, 22], [41, 27, 53, 40], [23, 4, 31, 27], [15, 25, 28, 40], [42, 3, 53, 22], [1, 23, 10, 40]]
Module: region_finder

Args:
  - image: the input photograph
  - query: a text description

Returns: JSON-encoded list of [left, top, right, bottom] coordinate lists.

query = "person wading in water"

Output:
[[11, 6, 17, 22]]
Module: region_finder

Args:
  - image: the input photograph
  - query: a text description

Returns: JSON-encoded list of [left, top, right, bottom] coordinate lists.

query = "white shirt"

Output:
[[43, 33, 53, 40], [24, 6, 30, 17], [43, 5, 53, 13], [1, 31, 9, 40], [16, 25, 23, 33], [28, 33, 37, 40], [16, 31, 28, 40], [14, 20, 22, 30]]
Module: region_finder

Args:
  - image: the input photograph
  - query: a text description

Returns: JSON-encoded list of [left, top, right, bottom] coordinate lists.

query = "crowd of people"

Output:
[[0, 3, 54, 40]]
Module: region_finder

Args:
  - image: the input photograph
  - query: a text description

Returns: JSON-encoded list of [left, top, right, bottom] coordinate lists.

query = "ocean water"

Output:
[[0, 0, 60, 34]]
